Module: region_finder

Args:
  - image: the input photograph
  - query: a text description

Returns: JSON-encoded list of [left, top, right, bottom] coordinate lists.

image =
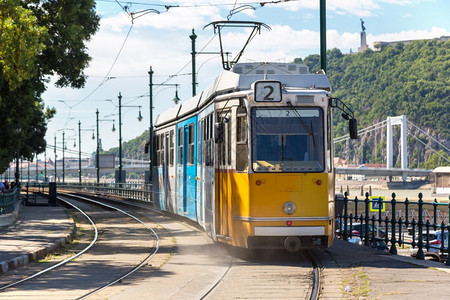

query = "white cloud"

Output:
[[367, 26, 450, 45], [278, 0, 380, 16]]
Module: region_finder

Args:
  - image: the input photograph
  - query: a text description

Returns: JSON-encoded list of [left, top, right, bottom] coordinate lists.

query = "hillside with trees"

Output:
[[101, 130, 149, 162], [296, 39, 449, 169]]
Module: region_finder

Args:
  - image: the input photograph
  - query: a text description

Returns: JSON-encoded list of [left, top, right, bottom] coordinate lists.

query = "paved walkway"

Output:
[[0, 203, 73, 274]]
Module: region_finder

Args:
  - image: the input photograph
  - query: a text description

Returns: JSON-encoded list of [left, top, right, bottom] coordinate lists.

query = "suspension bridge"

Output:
[[334, 115, 449, 181]]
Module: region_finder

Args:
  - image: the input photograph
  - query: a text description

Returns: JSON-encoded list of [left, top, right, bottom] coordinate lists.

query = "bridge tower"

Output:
[[386, 115, 408, 171]]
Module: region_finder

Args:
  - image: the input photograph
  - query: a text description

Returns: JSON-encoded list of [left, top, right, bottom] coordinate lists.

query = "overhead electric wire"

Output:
[[97, 0, 298, 9], [71, 23, 134, 110]]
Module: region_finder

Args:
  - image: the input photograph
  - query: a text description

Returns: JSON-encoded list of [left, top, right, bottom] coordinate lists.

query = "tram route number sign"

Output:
[[254, 81, 282, 102], [369, 196, 386, 212]]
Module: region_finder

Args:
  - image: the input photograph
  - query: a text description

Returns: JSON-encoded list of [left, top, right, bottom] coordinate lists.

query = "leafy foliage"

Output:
[[0, 0, 99, 173], [101, 130, 150, 162], [0, 0, 47, 90]]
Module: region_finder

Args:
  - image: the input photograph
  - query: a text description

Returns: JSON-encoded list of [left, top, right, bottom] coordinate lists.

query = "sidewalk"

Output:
[[0, 202, 74, 274]]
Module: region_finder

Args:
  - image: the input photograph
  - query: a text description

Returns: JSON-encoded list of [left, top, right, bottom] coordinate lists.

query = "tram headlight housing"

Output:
[[283, 201, 296, 215]]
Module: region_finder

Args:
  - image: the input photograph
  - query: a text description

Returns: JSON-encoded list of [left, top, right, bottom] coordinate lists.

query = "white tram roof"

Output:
[[155, 62, 331, 127], [155, 103, 181, 126], [432, 166, 450, 173]]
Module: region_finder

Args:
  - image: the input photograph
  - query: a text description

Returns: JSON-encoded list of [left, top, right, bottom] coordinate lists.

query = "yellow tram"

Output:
[[153, 62, 357, 251]]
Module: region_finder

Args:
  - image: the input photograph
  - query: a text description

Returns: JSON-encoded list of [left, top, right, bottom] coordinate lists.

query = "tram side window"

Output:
[[178, 128, 183, 165], [153, 135, 157, 166], [204, 113, 214, 167], [188, 123, 194, 165], [236, 107, 248, 172], [210, 114, 215, 166], [204, 116, 209, 166], [156, 134, 160, 166], [169, 130, 174, 166], [217, 114, 226, 166], [227, 117, 231, 166], [327, 108, 332, 171]]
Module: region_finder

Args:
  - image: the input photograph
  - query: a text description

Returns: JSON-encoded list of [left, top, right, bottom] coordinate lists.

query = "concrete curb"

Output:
[[0, 214, 76, 275]]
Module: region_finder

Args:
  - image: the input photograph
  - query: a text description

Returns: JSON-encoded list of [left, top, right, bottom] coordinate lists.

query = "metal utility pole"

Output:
[[190, 29, 197, 97], [96, 109, 100, 183], [118, 92, 123, 184], [62, 131, 65, 183], [148, 67, 153, 184], [96, 110, 117, 184], [78, 121, 95, 183], [116, 92, 142, 184], [78, 121, 82, 183], [320, 0, 327, 72], [54, 136, 57, 182], [147, 68, 180, 185]]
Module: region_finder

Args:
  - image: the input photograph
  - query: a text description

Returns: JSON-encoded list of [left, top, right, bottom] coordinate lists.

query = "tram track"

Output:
[[0, 197, 99, 293], [304, 250, 322, 300], [199, 248, 323, 299], [0, 193, 160, 299]]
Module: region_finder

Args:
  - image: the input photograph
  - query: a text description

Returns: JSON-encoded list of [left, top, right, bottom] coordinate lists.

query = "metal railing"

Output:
[[336, 192, 450, 265], [57, 182, 152, 203], [0, 188, 20, 215]]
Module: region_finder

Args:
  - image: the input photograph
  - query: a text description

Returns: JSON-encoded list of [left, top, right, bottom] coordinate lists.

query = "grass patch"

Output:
[[341, 266, 371, 298]]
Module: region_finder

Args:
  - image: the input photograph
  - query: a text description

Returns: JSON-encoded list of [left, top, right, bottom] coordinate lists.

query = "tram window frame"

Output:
[[236, 107, 248, 172], [153, 135, 157, 167], [217, 113, 226, 166], [327, 107, 332, 172], [206, 113, 214, 167], [156, 134, 160, 166], [161, 132, 166, 166], [227, 117, 231, 166], [169, 130, 174, 166], [251, 107, 325, 173], [178, 127, 183, 165], [188, 123, 195, 165], [204, 114, 211, 166]]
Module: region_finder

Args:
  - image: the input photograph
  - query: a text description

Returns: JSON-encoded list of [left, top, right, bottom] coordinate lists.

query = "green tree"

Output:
[[0, 0, 47, 90], [423, 151, 449, 169], [0, 0, 100, 173]]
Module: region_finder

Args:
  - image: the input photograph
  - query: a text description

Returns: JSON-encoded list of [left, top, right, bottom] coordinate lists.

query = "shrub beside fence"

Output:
[[336, 192, 450, 265]]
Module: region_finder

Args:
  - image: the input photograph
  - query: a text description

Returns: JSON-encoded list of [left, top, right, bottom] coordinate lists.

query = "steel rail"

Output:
[[304, 250, 322, 300], [199, 258, 233, 300], [59, 193, 161, 300], [0, 197, 99, 292]]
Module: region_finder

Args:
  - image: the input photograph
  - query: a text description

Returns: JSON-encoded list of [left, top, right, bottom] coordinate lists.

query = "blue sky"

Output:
[[42, 0, 449, 160]]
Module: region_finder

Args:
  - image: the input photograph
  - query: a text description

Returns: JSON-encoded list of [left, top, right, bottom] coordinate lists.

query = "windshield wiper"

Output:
[[286, 102, 316, 148]]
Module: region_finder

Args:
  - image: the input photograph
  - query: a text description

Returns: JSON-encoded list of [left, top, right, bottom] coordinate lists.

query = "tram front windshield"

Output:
[[252, 107, 324, 172]]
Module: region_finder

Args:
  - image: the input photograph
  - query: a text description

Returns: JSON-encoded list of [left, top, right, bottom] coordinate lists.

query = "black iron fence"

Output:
[[336, 192, 450, 266], [0, 188, 20, 215]]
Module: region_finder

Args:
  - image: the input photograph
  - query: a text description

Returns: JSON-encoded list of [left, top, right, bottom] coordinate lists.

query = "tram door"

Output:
[[216, 114, 230, 238], [163, 133, 170, 211], [176, 118, 197, 220]]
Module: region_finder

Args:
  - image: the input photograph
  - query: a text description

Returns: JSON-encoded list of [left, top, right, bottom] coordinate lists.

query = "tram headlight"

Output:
[[283, 201, 296, 215]]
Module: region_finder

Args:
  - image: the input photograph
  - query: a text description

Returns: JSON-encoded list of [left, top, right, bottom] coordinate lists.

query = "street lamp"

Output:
[[56, 129, 76, 183], [148, 66, 180, 184], [116, 92, 143, 184], [95, 109, 116, 183], [78, 120, 95, 183]]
